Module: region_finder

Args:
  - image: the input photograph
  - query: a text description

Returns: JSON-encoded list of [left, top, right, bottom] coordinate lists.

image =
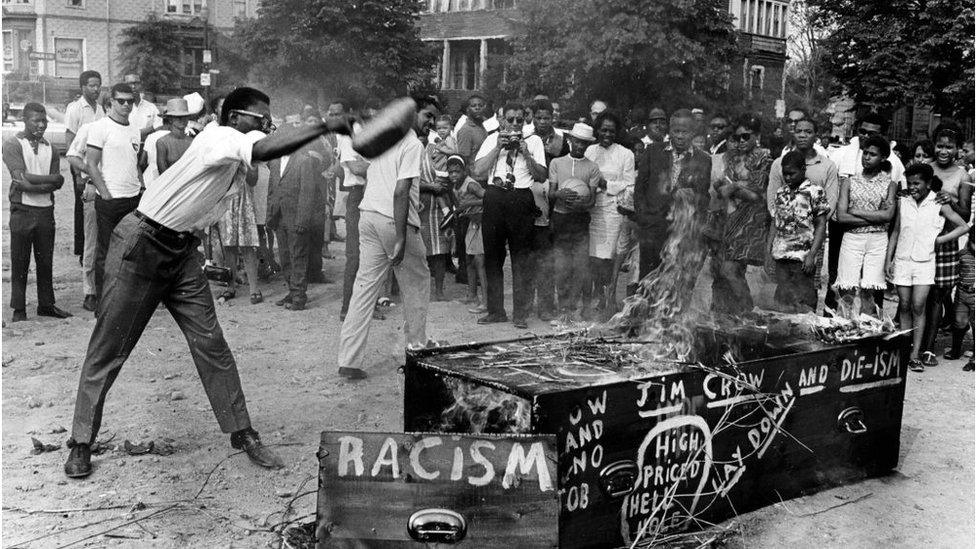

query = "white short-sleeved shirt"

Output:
[[66, 122, 91, 160], [360, 131, 422, 229], [138, 124, 265, 232], [337, 131, 365, 188], [474, 133, 546, 189], [86, 117, 142, 198], [129, 98, 161, 133], [65, 97, 104, 135]]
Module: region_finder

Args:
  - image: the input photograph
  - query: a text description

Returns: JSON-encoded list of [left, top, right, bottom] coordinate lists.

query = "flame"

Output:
[[438, 377, 532, 434]]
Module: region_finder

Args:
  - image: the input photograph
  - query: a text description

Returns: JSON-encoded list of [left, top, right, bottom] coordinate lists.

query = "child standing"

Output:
[[429, 114, 458, 219], [549, 123, 603, 321], [886, 163, 969, 372], [766, 151, 829, 313], [944, 226, 974, 371], [449, 155, 488, 314]]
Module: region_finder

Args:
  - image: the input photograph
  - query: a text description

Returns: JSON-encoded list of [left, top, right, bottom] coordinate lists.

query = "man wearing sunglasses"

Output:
[[123, 73, 162, 139], [707, 114, 731, 155], [472, 102, 548, 329], [84, 83, 144, 303], [65, 86, 352, 479]]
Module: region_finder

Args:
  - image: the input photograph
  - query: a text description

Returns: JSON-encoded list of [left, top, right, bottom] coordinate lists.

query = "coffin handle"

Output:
[[598, 460, 639, 498], [837, 407, 868, 435], [407, 508, 467, 544]]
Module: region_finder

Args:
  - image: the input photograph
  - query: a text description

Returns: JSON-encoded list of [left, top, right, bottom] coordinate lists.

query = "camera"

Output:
[[500, 130, 522, 150]]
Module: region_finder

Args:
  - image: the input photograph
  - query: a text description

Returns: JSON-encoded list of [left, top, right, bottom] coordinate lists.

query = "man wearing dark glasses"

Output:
[[472, 102, 548, 329], [85, 83, 144, 303], [65, 86, 351, 479]]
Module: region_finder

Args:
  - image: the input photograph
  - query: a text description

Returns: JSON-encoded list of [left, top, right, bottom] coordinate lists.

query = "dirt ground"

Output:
[[1, 162, 973, 548]]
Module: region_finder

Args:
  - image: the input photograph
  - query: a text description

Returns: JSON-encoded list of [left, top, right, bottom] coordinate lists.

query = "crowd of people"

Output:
[[3, 75, 975, 475]]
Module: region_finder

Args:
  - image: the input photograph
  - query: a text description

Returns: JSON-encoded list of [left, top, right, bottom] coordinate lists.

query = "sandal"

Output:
[[964, 361, 975, 372], [216, 289, 236, 303], [250, 292, 263, 304], [921, 351, 939, 367], [909, 359, 925, 372]]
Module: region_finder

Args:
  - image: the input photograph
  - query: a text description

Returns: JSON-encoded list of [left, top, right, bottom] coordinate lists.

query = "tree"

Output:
[[496, 0, 740, 116], [231, 0, 437, 109], [117, 14, 188, 95], [784, 0, 834, 116], [808, 0, 975, 118]]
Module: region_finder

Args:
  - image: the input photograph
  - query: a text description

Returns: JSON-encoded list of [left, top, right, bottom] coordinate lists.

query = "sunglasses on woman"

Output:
[[731, 133, 752, 142]]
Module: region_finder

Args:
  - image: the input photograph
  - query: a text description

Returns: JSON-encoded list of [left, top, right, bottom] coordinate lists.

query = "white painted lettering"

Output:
[[337, 436, 364, 477]]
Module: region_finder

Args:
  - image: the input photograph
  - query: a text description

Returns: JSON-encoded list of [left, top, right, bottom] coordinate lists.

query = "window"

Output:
[[54, 38, 84, 78], [166, 0, 203, 14], [1, 0, 32, 4], [233, 0, 246, 17], [447, 44, 480, 90], [67, 0, 84, 7], [182, 47, 204, 76], [2, 31, 14, 73]]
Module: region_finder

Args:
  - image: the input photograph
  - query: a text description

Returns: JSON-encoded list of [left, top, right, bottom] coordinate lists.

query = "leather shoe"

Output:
[[513, 318, 528, 329], [83, 295, 97, 312], [64, 441, 92, 478], [37, 305, 72, 319], [230, 428, 284, 469], [11, 309, 27, 322], [275, 294, 293, 307], [338, 367, 368, 380], [477, 313, 508, 324], [285, 300, 306, 311]]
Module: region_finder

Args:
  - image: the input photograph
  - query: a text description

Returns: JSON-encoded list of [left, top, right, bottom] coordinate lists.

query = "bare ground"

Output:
[[1, 164, 973, 548]]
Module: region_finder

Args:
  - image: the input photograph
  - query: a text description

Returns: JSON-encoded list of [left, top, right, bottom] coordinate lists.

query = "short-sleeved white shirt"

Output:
[[65, 97, 104, 135], [474, 133, 546, 189], [129, 98, 161, 133], [138, 124, 265, 232], [337, 131, 365, 188], [360, 131, 422, 229], [66, 122, 91, 160], [86, 116, 142, 198]]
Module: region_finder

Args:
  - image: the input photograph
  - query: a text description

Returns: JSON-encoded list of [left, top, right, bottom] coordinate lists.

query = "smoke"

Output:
[[605, 190, 709, 361], [438, 377, 532, 434]]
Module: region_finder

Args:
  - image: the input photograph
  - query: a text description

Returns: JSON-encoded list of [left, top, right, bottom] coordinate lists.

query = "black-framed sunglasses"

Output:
[[731, 133, 752, 142], [113, 97, 135, 105], [506, 116, 524, 124], [232, 109, 276, 132]]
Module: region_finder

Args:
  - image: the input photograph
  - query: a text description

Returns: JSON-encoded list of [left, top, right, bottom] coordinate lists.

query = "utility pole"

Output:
[[201, 6, 212, 112]]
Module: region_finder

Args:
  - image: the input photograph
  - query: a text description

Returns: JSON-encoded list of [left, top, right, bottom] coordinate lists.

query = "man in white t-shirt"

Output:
[[471, 102, 547, 329], [336, 96, 442, 380], [337, 119, 371, 320], [85, 83, 143, 302], [123, 73, 161, 138], [65, 70, 105, 265], [65, 86, 353, 480]]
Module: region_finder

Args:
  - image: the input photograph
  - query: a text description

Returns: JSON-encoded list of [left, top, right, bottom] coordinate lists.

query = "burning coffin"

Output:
[[395, 328, 910, 548]]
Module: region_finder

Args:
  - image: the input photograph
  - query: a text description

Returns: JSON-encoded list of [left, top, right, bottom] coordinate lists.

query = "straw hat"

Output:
[[568, 122, 596, 142], [163, 98, 191, 117]]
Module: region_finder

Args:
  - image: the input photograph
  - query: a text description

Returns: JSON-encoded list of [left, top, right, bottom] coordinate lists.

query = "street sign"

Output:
[[199, 72, 211, 87], [202, 49, 212, 64], [28, 52, 56, 61]]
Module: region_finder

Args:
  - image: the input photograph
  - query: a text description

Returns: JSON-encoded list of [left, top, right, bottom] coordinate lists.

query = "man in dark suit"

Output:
[[634, 109, 712, 278], [267, 143, 326, 310]]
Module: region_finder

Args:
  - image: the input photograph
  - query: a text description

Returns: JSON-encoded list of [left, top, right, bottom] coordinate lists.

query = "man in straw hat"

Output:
[[64, 87, 351, 479]]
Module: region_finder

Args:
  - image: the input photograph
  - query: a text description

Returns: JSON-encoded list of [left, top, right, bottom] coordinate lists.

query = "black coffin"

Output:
[[403, 330, 911, 548]]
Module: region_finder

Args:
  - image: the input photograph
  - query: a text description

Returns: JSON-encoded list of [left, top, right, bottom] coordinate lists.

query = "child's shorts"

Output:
[[835, 231, 888, 290], [892, 257, 935, 286]]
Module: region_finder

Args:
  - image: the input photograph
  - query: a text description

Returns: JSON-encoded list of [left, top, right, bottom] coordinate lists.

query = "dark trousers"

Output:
[[482, 186, 536, 320], [530, 224, 556, 316], [9, 205, 56, 311], [308, 221, 325, 278], [71, 213, 252, 446], [276, 225, 311, 304], [638, 222, 669, 279], [552, 211, 590, 311], [73, 171, 85, 256], [775, 259, 817, 310], [341, 187, 364, 316], [824, 221, 883, 312], [94, 195, 140, 299]]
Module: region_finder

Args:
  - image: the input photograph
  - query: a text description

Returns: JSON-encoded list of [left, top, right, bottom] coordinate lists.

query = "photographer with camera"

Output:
[[471, 102, 548, 329]]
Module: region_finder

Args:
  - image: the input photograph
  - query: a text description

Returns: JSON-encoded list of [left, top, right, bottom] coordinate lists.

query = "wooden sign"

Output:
[[316, 431, 559, 548]]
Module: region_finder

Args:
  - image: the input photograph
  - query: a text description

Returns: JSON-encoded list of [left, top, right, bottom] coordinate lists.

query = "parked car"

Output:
[[1, 102, 69, 154]]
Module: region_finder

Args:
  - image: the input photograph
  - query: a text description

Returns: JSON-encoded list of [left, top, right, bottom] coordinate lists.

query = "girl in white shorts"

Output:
[[835, 135, 899, 316], [885, 163, 969, 371]]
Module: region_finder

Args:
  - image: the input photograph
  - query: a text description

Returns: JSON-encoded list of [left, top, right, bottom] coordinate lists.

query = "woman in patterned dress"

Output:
[[835, 135, 899, 316], [419, 128, 455, 301], [920, 124, 974, 366], [218, 167, 262, 304], [712, 114, 771, 315]]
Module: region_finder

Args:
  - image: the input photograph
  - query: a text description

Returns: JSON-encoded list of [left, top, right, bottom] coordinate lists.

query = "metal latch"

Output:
[[837, 407, 868, 435], [407, 508, 467, 544], [599, 460, 638, 498]]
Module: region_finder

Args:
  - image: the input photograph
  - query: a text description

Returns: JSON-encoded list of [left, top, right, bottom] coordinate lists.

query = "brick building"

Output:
[[2, 0, 258, 102], [418, 0, 790, 118]]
